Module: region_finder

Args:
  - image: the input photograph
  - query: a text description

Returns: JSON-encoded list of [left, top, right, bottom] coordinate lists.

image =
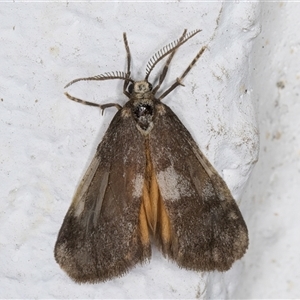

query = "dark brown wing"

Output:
[[149, 103, 248, 271], [54, 107, 150, 283]]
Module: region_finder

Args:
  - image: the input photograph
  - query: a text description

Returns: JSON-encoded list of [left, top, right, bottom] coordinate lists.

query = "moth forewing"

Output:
[[55, 108, 150, 283], [55, 30, 248, 283], [148, 104, 248, 270]]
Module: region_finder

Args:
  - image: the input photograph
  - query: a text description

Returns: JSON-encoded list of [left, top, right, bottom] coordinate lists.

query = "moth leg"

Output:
[[122, 33, 132, 98], [64, 92, 122, 113], [158, 46, 206, 100]]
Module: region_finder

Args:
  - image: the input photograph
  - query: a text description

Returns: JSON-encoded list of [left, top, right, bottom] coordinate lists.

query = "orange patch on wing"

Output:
[[139, 141, 172, 248]]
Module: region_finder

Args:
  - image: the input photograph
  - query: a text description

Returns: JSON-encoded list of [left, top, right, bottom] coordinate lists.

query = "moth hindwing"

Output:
[[55, 30, 248, 283]]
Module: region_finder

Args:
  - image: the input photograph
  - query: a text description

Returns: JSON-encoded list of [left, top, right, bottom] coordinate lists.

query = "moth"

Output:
[[55, 30, 248, 283]]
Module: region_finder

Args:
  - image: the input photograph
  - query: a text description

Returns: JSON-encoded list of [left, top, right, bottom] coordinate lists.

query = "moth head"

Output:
[[128, 81, 153, 95]]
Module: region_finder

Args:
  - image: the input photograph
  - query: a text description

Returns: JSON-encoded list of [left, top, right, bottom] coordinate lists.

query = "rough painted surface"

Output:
[[234, 3, 300, 299], [0, 2, 261, 299]]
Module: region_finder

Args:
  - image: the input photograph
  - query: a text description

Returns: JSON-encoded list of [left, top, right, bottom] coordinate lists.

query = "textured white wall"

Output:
[[3, 2, 298, 299], [234, 3, 300, 298]]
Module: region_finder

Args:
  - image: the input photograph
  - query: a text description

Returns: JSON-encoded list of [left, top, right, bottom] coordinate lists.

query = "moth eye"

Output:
[[128, 83, 134, 94], [148, 83, 153, 91]]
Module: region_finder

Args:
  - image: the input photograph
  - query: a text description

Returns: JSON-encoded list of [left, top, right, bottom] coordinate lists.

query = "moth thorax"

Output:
[[133, 101, 154, 134]]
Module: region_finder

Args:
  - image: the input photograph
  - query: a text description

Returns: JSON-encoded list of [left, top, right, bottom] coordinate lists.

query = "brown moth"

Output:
[[55, 30, 248, 283]]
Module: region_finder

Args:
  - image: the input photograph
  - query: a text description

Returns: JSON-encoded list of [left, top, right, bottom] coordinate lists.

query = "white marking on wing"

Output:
[[157, 165, 193, 201], [202, 180, 215, 200], [132, 173, 144, 198]]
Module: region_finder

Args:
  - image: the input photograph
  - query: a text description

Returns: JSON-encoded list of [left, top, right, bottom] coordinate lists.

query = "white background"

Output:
[[234, 2, 300, 298], [0, 2, 298, 299]]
